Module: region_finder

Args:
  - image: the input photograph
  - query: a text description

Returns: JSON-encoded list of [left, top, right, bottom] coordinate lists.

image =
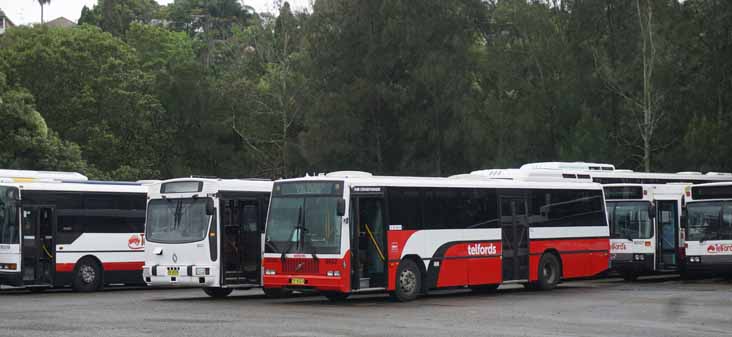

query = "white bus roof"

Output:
[[279, 173, 603, 190], [0, 181, 147, 194], [602, 183, 688, 201], [469, 162, 732, 184], [0, 169, 88, 181], [148, 177, 273, 198]]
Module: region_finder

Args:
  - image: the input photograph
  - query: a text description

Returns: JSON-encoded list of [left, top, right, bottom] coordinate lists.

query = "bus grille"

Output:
[[282, 258, 319, 274]]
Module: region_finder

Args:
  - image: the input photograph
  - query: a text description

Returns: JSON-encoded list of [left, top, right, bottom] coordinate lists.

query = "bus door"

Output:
[[350, 194, 386, 290], [500, 197, 529, 281], [21, 206, 55, 285], [220, 198, 262, 285], [655, 200, 679, 271]]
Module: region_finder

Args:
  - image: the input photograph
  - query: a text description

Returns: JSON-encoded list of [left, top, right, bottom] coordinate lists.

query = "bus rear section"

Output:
[[143, 178, 272, 298], [0, 177, 148, 292], [604, 184, 686, 280], [262, 173, 609, 301], [684, 183, 732, 274]]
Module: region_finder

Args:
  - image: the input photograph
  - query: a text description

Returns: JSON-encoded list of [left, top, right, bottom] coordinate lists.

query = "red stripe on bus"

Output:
[[55, 261, 144, 273]]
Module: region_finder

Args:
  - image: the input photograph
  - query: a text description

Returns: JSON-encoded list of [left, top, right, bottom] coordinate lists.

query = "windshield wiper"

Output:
[[281, 206, 304, 261]]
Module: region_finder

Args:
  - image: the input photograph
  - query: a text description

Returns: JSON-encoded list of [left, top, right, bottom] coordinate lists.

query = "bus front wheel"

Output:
[[392, 259, 421, 302], [203, 287, 233, 298], [536, 253, 561, 290], [72, 258, 103, 292]]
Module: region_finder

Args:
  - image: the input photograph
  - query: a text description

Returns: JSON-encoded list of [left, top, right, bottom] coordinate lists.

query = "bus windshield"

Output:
[[146, 198, 211, 243], [607, 201, 652, 240], [0, 186, 19, 244], [686, 201, 732, 242], [265, 195, 342, 255]]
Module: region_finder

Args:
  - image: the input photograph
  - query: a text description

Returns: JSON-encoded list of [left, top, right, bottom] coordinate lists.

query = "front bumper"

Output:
[[143, 265, 217, 287], [0, 270, 22, 287], [684, 256, 732, 273], [610, 253, 654, 274], [263, 274, 347, 292]]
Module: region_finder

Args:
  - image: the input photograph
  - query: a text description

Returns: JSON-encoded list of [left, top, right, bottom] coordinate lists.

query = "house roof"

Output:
[[0, 8, 16, 27], [44, 17, 76, 28]]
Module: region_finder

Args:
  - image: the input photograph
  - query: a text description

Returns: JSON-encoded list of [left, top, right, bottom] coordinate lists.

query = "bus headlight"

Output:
[[194, 267, 210, 276], [142, 266, 151, 277], [689, 256, 701, 263], [633, 254, 645, 261], [326, 270, 341, 277], [265, 269, 276, 275]]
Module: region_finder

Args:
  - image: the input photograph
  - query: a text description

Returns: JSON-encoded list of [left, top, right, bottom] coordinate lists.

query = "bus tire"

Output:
[[393, 259, 421, 302], [263, 288, 291, 298], [537, 253, 561, 291], [322, 291, 349, 302], [471, 284, 499, 294], [203, 287, 233, 298], [72, 258, 103, 292]]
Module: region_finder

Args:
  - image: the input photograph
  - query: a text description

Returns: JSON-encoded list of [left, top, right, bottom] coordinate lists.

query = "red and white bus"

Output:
[[0, 172, 148, 292], [683, 182, 732, 274], [262, 172, 609, 301]]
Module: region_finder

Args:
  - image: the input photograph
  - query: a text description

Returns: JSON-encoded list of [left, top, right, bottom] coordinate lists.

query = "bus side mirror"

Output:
[[206, 199, 215, 215], [336, 199, 346, 217]]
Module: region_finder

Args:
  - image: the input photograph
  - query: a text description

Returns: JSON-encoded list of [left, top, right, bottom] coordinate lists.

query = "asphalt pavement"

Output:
[[1, 276, 731, 337]]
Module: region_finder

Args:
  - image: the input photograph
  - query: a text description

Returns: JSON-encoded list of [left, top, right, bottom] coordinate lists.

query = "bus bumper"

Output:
[[610, 253, 654, 274], [684, 256, 732, 273], [263, 274, 347, 292], [0, 271, 22, 287], [143, 265, 217, 287]]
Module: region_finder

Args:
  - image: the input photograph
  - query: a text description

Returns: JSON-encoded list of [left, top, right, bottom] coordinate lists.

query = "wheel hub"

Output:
[[399, 269, 417, 294], [79, 265, 96, 284]]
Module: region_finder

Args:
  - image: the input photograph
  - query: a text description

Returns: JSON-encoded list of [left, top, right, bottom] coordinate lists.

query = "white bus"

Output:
[[603, 184, 687, 280], [683, 182, 732, 274], [480, 162, 732, 184], [142, 178, 273, 298], [0, 172, 148, 292], [262, 172, 609, 302]]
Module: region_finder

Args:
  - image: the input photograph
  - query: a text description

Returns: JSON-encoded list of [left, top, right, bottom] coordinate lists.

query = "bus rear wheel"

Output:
[[203, 287, 233, 298], [392, 259, 421, 302], [72, 258, 103, 292], [537, 253, 561, 290]]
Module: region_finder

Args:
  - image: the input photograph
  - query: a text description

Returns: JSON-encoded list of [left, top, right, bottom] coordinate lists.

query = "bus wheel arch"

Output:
[[401, 254, 427, 292], [72, 256, 104, 292], [536, 250, 562, 290]]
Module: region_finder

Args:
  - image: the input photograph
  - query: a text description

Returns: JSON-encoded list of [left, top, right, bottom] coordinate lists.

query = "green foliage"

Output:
[[3, 0, 732, 180], [0, 72, 87, 172]]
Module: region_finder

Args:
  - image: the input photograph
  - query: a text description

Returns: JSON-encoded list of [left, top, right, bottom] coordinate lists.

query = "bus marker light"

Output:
[[326, 270, 341, 277]]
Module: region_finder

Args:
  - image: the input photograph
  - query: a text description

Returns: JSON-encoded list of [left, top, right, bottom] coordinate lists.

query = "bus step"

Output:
[[359, 278, 370, 289]]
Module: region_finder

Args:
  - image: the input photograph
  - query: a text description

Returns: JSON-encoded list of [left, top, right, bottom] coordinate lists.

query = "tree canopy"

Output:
[[1, 0, 731, 180]]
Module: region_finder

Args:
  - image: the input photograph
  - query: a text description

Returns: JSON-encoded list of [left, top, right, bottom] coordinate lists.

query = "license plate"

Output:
[[290, 278, 305, 285], [167, 269, 179, 277]]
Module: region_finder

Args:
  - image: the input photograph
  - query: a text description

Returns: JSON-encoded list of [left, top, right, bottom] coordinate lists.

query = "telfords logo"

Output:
[[467, 243, 497, 256], [707, 244, 732, 254], [611, 243, 627, 251]]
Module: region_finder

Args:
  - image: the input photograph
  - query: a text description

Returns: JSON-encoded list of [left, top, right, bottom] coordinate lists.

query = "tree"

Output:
[[35, 0, 51, 24], [0, 25, 162, 180], [0, 71, 87, 172], [77, 0, 161, 37]]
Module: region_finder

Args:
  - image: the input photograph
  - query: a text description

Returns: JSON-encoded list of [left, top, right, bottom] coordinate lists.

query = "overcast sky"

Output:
[[0, 0, 310, 25]]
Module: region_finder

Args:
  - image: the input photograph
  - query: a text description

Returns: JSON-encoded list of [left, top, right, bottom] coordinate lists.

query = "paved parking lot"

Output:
[[1, 276, 731, 337]]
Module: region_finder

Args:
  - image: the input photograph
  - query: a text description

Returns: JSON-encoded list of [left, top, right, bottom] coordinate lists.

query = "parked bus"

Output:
[[0, 172, 148, 292], [479, 162, 732, 185], [262, 172, 609, 301], [604, 184, 687, 280], [683, 182, 732, 274], [142, 178, 272, 298]]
